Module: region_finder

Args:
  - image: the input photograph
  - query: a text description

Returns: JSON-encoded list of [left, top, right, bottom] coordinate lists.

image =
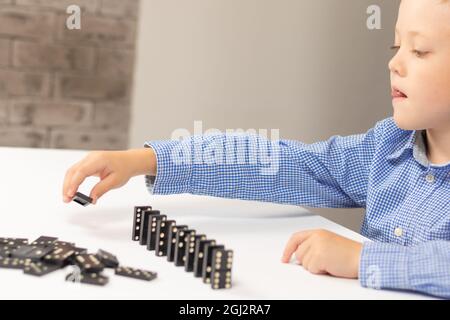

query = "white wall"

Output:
[[129, 0, 401, 231]]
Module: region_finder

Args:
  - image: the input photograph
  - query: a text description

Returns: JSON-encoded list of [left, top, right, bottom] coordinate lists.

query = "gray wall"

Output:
[[130, 0, 400, 231]]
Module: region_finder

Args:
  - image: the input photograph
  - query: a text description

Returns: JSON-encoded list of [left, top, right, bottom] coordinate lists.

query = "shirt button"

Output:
[[425, 174, 435, 183], [394, 227, 403, 237]]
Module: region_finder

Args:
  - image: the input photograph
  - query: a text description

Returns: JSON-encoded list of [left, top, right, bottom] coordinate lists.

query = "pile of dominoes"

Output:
[[0, 235, 157, 286], [132, 206, 233, 290]]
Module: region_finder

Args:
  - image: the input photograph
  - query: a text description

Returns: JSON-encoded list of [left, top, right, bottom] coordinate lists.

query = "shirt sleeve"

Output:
[[359, 240, 450, 299], [143, 119, 386, 208]]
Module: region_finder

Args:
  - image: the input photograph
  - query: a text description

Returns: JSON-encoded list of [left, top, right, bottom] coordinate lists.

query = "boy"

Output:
[[63, 0, 449, 298]]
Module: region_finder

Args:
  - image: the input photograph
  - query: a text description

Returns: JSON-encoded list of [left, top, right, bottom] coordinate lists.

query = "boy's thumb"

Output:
[[90, 174, 116, 204]]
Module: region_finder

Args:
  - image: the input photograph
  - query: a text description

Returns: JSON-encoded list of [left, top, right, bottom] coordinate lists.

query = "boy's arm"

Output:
[[144, 119, 386, 208], [360, 240, 450, 298]]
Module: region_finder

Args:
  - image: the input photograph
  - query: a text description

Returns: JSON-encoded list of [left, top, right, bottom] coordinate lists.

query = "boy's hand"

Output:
[[63, 148, 156, 205], [281, 229, 362, 279]]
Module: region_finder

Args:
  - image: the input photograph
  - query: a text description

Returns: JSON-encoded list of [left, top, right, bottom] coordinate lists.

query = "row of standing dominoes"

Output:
[[133, 206, 233, 289]]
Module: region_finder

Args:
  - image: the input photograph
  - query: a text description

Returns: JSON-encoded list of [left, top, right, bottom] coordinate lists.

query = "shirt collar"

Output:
[[413, 130, 430, 167], [387, 127, 450, 171], [386, 129, 429, 167], [386, 129, 417, 161]]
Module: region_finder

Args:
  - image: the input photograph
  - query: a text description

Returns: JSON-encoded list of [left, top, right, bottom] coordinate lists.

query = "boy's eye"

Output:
[[390, 45, 428, 58], [390, 45, 400, 53], [412, 49, 428, 58]]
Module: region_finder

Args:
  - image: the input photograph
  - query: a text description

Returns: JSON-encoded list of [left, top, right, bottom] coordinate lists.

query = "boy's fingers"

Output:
[[63, 164, 79, 202], [281, 230, 314, 263], [67, 160, 102, 199], [302, 250, 313, 271], [68, 170, 88, 198], [294, 238, 312, 265], [89, 174, 116, 204]]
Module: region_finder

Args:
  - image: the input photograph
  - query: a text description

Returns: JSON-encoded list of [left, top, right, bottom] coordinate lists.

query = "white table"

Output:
[[0, 147, 431, 299]]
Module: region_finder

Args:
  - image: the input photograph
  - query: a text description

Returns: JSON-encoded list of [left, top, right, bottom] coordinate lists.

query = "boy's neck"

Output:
[[425, 126, 450, 165]]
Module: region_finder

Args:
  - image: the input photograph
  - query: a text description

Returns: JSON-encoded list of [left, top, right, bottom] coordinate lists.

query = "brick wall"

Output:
[[0, 0, 139, 149]]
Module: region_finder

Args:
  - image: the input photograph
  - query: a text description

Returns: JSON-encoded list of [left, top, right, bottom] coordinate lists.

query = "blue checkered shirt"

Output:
[[144, 117, 450, 298]]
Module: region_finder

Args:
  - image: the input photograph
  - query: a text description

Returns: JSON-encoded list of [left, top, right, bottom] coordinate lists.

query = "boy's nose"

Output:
[[388, 53, 406, 77]]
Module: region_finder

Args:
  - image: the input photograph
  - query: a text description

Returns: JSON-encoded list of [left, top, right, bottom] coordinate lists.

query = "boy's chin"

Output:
[[392, 113, 423, 131]]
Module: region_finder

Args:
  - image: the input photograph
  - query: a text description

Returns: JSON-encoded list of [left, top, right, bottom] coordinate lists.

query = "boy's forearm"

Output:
[[128, 148, 157, 177], [143, 133, 296, 204]]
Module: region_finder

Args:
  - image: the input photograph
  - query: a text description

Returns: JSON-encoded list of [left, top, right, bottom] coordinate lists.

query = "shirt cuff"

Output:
[[144, 174, 157, 194], [143, 140, 192, 195], [359, 241, 411, 291]]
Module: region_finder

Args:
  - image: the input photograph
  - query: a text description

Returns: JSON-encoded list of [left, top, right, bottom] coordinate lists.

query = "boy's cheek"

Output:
[[407, 75, 447, 112], [417, 86, 450, 118], [415, 63, 450, 104]]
